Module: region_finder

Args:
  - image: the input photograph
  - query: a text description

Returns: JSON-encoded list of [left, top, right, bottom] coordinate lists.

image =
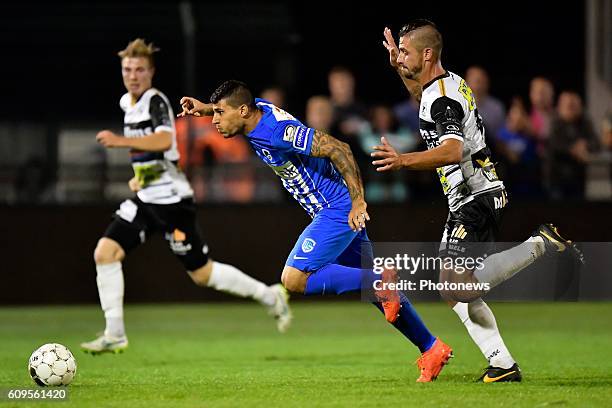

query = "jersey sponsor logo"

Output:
[[270, 161, 300, 180], [446, 124, 460, 131], [301, 238, 316, 253], [283, 125, 296, 142], [419, 128, 440, 149], [124, 126, 154, 138], [292, 126, 310, 151], [494, 191, 508, 209], [133, 162, 165, 187], [261, 149, 274, 162], [458, 79, 476, 111]]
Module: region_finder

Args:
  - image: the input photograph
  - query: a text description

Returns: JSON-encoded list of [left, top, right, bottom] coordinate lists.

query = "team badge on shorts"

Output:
[[166, 228, 192, 255], [301, 238, 316, 253]]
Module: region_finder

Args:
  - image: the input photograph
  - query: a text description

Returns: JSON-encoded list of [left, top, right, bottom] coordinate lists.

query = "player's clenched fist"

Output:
[[96, 130, 125, 148], [348, 199, 370, 232]]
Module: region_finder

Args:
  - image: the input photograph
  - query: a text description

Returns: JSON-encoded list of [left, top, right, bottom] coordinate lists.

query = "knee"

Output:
[[188, 260, 213, 286], [94, 238, 125, 265], [281, 267, 307, 293], [440, 289, 477, 303]]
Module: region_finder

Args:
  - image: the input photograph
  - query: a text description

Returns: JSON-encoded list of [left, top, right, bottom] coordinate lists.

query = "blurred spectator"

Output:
[[327, 66, 369, 170], [496, 98, 540, 195], [305, 95, 334, 132], [260, 86, 286, 109], [528, 77, 555, 149], [14, 157, 54, 203], [328, 66, 368, 137], [358, 105, 418, 202], [393, 95, 420, 134], [358, 105, 418, 154], [175, 116, 255, 202], [546, 91, 600, 200], [465, 66, 505, 142]]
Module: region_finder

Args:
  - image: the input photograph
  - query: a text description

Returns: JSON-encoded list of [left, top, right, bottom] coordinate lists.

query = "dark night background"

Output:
[[0, 1, 584, 123], [1, 1, 610, 305]]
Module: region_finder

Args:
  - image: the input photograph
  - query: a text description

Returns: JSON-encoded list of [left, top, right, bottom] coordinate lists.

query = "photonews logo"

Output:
[[302, 238, 316, 253]]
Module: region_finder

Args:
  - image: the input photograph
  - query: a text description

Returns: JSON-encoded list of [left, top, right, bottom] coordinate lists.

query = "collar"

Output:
[[422, 71, 450, 91]]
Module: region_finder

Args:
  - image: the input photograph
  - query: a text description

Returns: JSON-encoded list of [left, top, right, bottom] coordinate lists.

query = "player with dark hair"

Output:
[[179, 80, 453, 382], [81, 40, 291, 355], [376, 20, 583, 382]]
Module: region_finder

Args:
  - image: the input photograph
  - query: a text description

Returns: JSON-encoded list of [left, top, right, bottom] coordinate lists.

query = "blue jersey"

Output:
[[247, 99, 351, 216]]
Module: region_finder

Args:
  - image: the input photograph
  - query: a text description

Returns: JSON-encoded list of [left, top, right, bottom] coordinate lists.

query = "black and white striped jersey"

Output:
[[418, 71, 504, 211], [120, 88, 193, 204]]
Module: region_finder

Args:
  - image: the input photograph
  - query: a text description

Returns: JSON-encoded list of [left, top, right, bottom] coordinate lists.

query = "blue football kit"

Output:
[[246, 99, 436, 353], [247, 99, 371, 272]]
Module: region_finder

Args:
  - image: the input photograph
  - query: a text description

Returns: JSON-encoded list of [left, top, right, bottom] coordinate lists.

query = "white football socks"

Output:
[[453, 300, 515, 369], [207, 261, 276, 307], [96, 262, 125, 338], [474, 236, 545, 288]]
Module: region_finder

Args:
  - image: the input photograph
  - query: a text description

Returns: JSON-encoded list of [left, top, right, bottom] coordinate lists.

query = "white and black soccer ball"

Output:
[[28, 343, 77, 386]]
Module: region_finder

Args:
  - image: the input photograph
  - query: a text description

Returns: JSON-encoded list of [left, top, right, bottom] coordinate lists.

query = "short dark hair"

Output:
[[398, 19, 438, 38], [398, 19, 443, 59], [210, 80, 256, 108]]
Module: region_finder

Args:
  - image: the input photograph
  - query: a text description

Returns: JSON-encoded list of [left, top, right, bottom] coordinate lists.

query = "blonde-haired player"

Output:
[[81, 39, 291, 354]]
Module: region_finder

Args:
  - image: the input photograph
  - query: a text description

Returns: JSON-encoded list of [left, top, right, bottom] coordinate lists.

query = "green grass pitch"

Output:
[[1, 302, 611, 407]]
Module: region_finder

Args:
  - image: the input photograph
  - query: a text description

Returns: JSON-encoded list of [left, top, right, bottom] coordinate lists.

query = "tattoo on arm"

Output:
[[310, 130, 365, 202]]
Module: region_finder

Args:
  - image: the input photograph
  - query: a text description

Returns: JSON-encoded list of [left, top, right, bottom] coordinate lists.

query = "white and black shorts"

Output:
[[439, 189, 508, 259], [104, 197, 209, 271]]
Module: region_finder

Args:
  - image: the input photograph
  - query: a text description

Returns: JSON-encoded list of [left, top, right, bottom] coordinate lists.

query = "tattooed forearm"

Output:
[[310, 130, 365, 202]]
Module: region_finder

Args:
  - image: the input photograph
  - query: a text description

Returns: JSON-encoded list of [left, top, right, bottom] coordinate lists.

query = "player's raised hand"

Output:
[[383, 27, 400, 70], [348, 199, 370, 232], [371, 136, 403, 172], [96, 130, 125, 148], [177, 96, 205, 117]]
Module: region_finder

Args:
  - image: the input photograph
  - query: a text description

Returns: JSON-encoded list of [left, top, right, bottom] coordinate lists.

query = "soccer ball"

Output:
[[28, 343, 77, 386]]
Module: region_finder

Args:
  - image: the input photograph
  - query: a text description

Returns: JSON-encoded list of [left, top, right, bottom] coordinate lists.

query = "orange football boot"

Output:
[[375, 268, 400, 323], [416, 338, 453, 382]]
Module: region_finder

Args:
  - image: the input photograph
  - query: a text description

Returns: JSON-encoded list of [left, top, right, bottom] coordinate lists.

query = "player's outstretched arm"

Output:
[[310, 129, 370, 231], [371, 136, 462, 171], [177, 96, 214, 117], [96, 130, 172, 151], [383, 27, 423, 102]]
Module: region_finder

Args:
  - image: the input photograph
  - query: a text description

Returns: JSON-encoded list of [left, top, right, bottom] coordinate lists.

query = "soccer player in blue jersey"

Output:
[[178, 80, 453, 382]]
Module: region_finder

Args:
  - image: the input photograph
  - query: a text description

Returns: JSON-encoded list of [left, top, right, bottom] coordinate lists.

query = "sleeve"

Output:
[[149, 94, 173, 133], [270, 121, 315, 155], [430, 96, 465, 143]]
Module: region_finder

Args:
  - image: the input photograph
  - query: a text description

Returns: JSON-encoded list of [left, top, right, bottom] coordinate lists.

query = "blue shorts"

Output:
[[286, 207, 373, 272]]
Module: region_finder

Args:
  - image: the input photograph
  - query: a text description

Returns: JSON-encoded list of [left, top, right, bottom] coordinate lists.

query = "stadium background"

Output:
[[0, 0, 611, 304]]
